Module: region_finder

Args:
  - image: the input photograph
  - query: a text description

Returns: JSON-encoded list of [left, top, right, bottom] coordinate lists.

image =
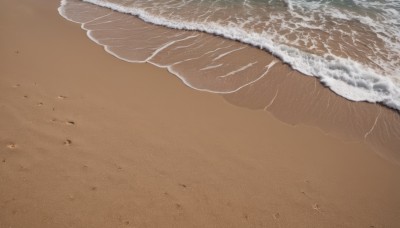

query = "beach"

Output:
[[1, 0, 400, 227]]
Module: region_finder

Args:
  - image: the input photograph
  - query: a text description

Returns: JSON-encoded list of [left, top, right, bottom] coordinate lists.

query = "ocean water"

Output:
[[58, 0, 400, 111]]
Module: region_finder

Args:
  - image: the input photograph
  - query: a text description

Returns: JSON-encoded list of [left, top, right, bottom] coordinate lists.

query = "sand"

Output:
[[1, 0, 400, 227]]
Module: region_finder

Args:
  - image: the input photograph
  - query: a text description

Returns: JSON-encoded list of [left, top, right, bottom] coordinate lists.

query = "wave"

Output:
[[59, 0, 400, 111]]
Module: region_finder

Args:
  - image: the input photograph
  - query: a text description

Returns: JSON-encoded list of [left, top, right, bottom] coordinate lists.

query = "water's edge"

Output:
[[58, 0, 400, 112]]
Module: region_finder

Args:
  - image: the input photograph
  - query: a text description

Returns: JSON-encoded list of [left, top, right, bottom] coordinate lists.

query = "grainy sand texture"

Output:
[[1, 0, 400, 227]]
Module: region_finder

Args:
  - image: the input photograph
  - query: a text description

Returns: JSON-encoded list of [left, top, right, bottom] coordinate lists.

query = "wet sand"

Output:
[[60, 0, 400, 162], [1, 0, 400, 227]]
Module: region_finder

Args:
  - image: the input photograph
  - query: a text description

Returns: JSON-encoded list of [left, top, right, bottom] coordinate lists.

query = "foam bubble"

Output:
[[59, 0, 400, 111]]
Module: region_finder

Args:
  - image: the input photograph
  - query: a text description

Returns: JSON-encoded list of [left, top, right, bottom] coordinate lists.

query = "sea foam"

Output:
[[59, 0, 400, 111]]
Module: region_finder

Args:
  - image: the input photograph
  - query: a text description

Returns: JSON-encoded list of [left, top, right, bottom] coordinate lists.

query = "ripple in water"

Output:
[[58, 0, 400, 163]]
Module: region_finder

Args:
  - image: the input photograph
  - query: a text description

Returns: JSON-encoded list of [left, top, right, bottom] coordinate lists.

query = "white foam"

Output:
[[59, 0, 400, 111], [283, 0, 293, 10], [217, 62, 258, 79]]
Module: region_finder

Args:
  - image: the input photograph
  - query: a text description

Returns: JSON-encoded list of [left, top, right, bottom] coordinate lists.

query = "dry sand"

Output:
[[1, 0, 400, 227]]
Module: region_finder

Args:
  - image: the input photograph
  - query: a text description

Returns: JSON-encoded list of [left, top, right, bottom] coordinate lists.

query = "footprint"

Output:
[[66, 121, 75, 125], [114, 163, 122, 170], [178, 183, 187, 188], [273, 212, 282, 228], [52, 119, 76, 126], [300, 190, 312, 199], [312, 203, 321, 212], [298, 179, 314, 199], [175, 203, 183, 210], [64, 139, 72, 146], [6, 143, 17, 149], [57, 95, 67, 100]]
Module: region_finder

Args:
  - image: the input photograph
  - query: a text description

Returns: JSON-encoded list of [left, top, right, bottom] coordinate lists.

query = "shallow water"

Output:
[[59, 0, 400, 111], [58, 0, 400, 163]]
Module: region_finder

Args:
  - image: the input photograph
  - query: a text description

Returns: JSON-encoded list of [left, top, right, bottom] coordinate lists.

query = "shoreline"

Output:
[[59, 0, 400, 163], [1, 0, 400, 227], [64, 0, 400, 112]]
